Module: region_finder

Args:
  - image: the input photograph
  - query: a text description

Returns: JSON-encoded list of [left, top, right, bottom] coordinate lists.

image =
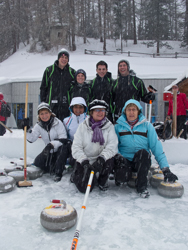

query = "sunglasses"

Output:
[[94, 109, 106, 113]]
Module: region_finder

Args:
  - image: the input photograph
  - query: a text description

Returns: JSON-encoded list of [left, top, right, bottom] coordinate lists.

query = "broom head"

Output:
[[17, 180, 33, 187]]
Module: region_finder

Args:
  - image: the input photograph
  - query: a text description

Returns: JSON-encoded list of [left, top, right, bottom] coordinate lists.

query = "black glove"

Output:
[[162, 167, 178, 183], [147, 92, 155, 101], [93, 156, 105, 173], [114, 154, 125, 166], [42, 143, 54, 156], [81, 160, 94, 183], [21, 118, 30, 130]]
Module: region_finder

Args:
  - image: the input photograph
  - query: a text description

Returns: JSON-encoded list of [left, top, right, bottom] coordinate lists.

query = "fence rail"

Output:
[[84, 49, 188, 58]]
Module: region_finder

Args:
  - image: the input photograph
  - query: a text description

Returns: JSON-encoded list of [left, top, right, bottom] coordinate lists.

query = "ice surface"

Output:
[[0, 131, 188, 250], [0, 39, 188, 249]]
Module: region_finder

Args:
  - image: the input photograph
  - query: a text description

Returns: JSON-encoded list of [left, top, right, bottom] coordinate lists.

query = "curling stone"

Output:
[[127, 172, 137, 188], [150, 174, 164, 188], [0, 169, 7, 176], [149, 164, 160, 175], [148, 168, 163, 182], [0, 176, 16, 193], [40, 201, 77, 232], [8, 171, 26, 183], [157, 181, 184, 198], [27, 165, 43, 180], [4, 164, 23, 174]]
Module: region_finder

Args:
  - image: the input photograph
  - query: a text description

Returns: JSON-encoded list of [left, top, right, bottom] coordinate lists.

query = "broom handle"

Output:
[[70, 170, 94, 250], [24, 84, 28, 180], [0, 120, 12, 133]]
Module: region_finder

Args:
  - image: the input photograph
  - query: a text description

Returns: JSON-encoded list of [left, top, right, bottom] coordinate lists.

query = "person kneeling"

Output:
[[72, 99, 118, 193], [22, 102, 68, 182], [114, 99, 178, 198]]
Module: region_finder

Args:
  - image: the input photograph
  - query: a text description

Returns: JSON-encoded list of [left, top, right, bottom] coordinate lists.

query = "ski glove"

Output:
[[21, 118, 30, 131], [42, 143, 54, 156], [93, 156, 105, 173], [147, 92, 155, 102], [114, 154, 125, 167], [81, 160, 94, 183], [162, 167, 178, 182]]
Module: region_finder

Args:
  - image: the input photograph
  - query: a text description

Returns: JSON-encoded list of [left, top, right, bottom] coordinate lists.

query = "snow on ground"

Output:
[[0, 38, 188, 249], [0, 130, 188, 250], [0, 38, 188, 85]]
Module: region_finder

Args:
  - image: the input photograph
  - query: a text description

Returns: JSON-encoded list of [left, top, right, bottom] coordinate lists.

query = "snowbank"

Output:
[[0, 129, 44, 159], [0, 130, 188, 165]]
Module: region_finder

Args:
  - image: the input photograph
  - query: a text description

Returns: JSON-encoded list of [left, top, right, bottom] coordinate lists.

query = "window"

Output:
[[12, 103, 33, 129]]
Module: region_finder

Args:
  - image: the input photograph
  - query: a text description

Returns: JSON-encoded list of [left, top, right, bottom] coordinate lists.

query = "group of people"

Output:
[[40, 48, 155, 123], [21, 48, 179, 198]]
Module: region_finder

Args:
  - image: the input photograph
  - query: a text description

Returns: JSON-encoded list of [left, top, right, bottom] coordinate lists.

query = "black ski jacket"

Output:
[[40, 60, 75, 121], [69, 81, 91, 107], [90, 71, 113, 106], [112, 74, 153, 121]]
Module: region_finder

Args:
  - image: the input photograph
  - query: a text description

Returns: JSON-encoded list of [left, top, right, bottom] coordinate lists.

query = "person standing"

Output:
[[166, 84, 188, 139], [90, 61, 113, 121], [112, 60, 155, 122], [17, 107, 24, 129], [69, 69, 91, 106], [40, 48, 75, 121], [0, 92, 9, 136]]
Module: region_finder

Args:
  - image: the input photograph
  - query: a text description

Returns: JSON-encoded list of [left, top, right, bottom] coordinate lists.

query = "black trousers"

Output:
[[114, 149, 151, 193], [73, 158, 114, 193], [177, 115, 187, 139], [0, 121, 6, 136], [34, 142, 71, 175]]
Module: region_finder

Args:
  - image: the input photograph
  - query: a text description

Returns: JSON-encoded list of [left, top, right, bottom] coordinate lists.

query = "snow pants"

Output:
[[0, 121, 6, 136], [177, 115, 187, 139], [114, 149, 151, 193], [34, 140, 72, 176], [73, 158, 114, 193]]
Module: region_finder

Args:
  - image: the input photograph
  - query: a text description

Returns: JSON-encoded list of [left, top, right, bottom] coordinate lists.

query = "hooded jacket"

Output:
[[40, 60, 75, 121], [69, 80, 91, 106], [90, 72, 113, 111], [112, 74, 153, 120], [26, 117, 67, 152], [63, 97, 88, 141], [72, 116, 118, 165], [0, 93, 6, 122], [115, 99, 169, 169], [167, 92, 188, 116]]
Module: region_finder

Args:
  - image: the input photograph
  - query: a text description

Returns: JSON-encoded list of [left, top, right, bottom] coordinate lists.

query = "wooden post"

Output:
[[172, 89, 177, 137]]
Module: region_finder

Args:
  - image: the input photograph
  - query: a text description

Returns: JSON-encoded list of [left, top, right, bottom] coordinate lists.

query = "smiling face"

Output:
[[118, 62, 129, 76], [125, 104, 139, 121], [72, 105, 85, 116], [91, 108, 106, 122], [76, 73, 85, 84], [58, 55, 69, 69], [96, 65, 108, 78], [39, 109, 51, 122]]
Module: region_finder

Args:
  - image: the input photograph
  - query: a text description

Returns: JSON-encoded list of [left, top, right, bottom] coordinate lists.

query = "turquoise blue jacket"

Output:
[[115, 99, 169, 169]]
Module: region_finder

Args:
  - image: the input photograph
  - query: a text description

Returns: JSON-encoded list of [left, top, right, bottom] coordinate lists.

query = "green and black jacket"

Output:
[[89, 72, 114, 121], [112, 74, 151, 121], [68, 81, 91, 107], [40, 60, 75, 121]]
